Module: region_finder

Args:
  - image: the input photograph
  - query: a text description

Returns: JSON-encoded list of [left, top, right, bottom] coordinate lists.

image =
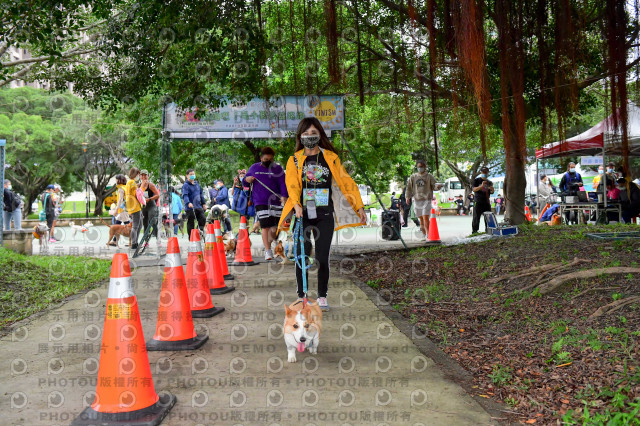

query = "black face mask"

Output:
[[261, 160, 272, 168]]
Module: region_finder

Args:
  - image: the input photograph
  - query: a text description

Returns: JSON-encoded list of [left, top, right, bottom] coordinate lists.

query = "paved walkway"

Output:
[[0, 252, 495, 425]]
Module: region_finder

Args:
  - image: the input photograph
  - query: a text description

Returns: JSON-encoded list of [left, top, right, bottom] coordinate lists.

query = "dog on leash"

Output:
[[69, 221, 94, 239], [162, 213, 185, 238], [32, 223, 49, 249], [99, 218, 133, 248], [284, 299, 322, 363]]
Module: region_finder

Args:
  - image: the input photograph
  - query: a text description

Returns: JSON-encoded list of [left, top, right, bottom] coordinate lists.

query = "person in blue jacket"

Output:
[[169, 187, 184, 236], [182, 169, 206, 236], [214, 178, 233, 234]]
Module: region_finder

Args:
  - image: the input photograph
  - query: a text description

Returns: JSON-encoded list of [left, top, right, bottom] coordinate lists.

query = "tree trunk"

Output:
[[503, 130, 526, 225], [93, 194, 104, 216]]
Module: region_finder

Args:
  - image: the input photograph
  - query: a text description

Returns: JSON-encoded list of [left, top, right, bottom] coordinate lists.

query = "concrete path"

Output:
[[0, 256, 495, 425]]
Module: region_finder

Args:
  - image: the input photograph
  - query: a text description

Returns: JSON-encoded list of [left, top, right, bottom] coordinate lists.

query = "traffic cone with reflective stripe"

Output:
[[146, 237, 208, 351], [204, 224, 234, 294], [426, 208, 441, 244], [525, 205, 532, 222], [214, 219, 234, 281], [232, 215, 256, 266], [186, 229, 225, 318], [71, 253, 176, 425]]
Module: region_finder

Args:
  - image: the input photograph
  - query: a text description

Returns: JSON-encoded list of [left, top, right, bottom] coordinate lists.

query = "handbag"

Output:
[[39, 194, 49, 221], [135, 187, 147, 207]]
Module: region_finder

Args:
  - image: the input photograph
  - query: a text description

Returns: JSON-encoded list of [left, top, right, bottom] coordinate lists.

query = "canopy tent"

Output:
[[535, 101, 640, 159]]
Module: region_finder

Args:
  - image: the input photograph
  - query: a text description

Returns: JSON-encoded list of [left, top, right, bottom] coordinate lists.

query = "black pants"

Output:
[[142, 205, 158, 238], [295, 211, 334, 299], [186, 208, 206, 236], [472, 203, 491, 233], [401, 203, 410, 226]]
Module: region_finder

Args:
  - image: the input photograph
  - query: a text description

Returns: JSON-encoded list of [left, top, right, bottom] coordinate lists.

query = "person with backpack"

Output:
[[42, 185, 57, 242], [3, 179, 22, 230], [231, 168, 255, 219], [182, 168, 206, 236]]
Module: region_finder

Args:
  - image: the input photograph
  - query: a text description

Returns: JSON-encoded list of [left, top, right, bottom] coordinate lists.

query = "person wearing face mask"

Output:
[[244, 147, 288, 260], [125, 167, 143, 249], [471, 166, 494, 233], [278, 117, 366, 311], [559, 162, 583, 195], [405, 160, 439, 239], [213, 178, 233, 234], [592, 165, 605, 191], [3, 179, 22, 230], [182, 168, 206, 237], [537, 174, 552, 213]]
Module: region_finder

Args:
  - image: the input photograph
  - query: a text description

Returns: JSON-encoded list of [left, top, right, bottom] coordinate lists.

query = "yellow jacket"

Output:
[[277, 148, 364, 232], [124, 179, 141, 214]]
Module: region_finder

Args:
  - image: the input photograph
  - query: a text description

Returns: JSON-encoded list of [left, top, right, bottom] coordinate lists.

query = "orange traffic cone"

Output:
[[525, 205, 532, 222], [186, 229, 225, 318], [71, 253, 176, 425], [146, 237, 208, 351], [205, 224, 234, 295], [426, 208, 441, 244], [232, 216, 256, 266], [537, 203, 550, 223], [214, 219, 234, 281]]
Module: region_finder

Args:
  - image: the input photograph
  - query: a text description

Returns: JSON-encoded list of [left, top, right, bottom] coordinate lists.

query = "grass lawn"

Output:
[[0, 248, 111, 331], [349, 223, 640, 424]]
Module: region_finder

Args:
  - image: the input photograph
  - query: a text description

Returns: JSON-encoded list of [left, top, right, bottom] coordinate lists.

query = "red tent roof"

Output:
[[535, 102, 640, 159]]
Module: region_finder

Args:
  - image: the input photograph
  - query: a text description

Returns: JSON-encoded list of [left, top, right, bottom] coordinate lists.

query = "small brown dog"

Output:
[[273, 240, 291, 264], [224, 238, 236, 257], [100, 218, 133, 248]]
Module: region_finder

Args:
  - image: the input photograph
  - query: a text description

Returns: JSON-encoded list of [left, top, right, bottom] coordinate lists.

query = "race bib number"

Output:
[[303, 188, 329, 206]]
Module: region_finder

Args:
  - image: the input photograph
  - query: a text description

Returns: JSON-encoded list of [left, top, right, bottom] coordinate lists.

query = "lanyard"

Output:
[[253, 176, 282, 198]]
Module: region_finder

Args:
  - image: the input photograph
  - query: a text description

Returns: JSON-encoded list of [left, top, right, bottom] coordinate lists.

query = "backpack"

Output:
[[39, 194, 49, 221]]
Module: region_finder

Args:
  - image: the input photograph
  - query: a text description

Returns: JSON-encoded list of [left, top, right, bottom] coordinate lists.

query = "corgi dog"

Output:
[[224, 237, 236, 257], [284, 299, 322, 363]]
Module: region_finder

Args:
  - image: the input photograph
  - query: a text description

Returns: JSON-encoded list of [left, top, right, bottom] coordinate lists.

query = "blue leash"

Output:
[[292, 216, 313, 305]]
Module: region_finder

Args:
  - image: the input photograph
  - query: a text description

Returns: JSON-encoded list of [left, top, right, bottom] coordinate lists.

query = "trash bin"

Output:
[[381, 209, 401, 241]]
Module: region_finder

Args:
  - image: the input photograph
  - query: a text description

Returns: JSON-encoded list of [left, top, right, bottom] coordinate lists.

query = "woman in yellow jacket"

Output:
[[125, 167, 143, 250], [278, 117, 366, 311]]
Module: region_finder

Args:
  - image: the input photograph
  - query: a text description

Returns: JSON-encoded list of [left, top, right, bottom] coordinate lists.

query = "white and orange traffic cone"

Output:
[[71, 253, 176, 425], [205, 224, 234, 295], [213, 219, 234, 281], [426, 208, 441, 244], [186, 229, 225, 318], [232, 216, 256, 266], [146, 237, 208, 351]]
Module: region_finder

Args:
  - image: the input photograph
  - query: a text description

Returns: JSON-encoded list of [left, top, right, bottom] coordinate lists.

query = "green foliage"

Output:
[[488, 364, 513, 387], [0, 247, 110, 329]]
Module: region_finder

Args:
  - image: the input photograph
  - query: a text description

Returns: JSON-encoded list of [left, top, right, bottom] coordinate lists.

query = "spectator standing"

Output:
[[50, 184, 62, 240], [467, 192, 475, 216], [244, 147, 288, 260], [592, 165, 605, 191], [3, 179, 22, 230], [454, 195, 466, 215], [399, 188, 410, 227], [495, 194, 504, 215], [125, 167, 143, 250], [559, 162, 583, 195], [139, 170, 160, 240], [169, 186, 184, 236], [231, 169, 255, 219], [213, 179, 233, 234], [471, 166, 494, 233], [208, 184, 218, 208], [620, 177, 640, 223], [42, 185, 56, 242], [405, 160, 439, 240], [182, 169, 206, 236], [538, 175, 553, 211], [109, 174, 130, 246]]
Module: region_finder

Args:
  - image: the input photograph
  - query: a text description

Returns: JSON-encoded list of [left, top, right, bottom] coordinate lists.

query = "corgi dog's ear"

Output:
[[284, 303, 292, 316]]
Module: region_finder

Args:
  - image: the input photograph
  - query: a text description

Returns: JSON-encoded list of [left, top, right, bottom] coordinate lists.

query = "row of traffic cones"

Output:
[[73, 218, 253, 425]]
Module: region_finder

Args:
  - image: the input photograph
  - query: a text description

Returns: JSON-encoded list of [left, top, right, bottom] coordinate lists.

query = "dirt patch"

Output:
[[346, 224, 640, 424]]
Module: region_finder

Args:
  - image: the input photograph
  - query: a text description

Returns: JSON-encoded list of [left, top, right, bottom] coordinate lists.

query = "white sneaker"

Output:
[[317, 297, 329, 311], [265, 249, 274, 261]]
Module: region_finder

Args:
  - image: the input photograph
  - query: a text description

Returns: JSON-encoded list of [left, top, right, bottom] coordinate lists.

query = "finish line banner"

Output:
[[165, 96, 344, 139]]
